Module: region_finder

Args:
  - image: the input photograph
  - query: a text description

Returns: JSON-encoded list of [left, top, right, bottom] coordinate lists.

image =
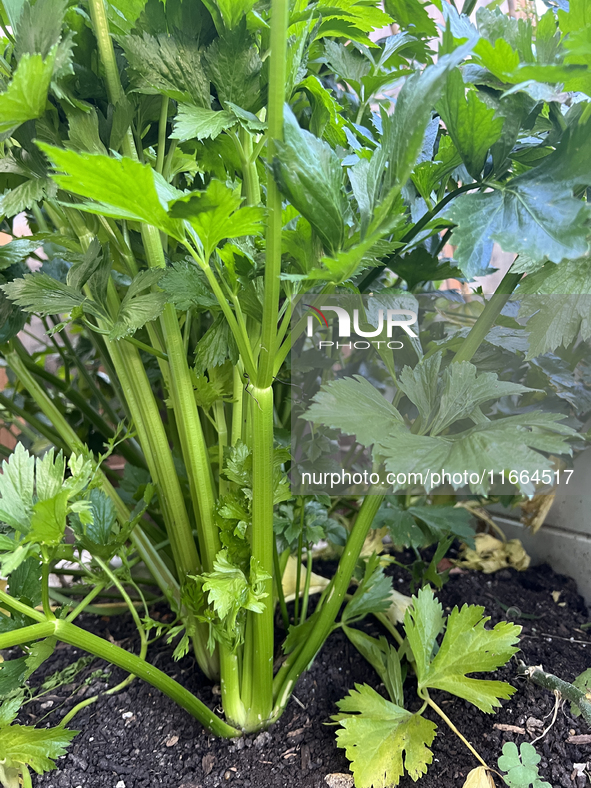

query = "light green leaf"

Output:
[[498, 742, 552, 788], [0, 724, 77, 774], [106, 0, 147, 35], [571, 668, 591, 718], [0, 52, 55, 136], [171, 106, 236, 142], [0, 444, 35, 532], [342, 629, 404, 706], [214, 0, 256, 30], [119, 32, 209, 107], [383, 0, 437, 38], [24, 637, 56, 679], [169, 180, 264, 261], [403, 586, 445, 683], [0, 660, 27, 700], [342, 554, 393, 624], [407, 588, 521, 713], [0, 695, 24, 727], [335, 683, 436, 787], [379, 412, 578, 495], [37, 144, 184, 240], [437, 69, 504, 179], [304, 375, 403, 448], [35, 449, 66, 503], [273, 105, 350, 255], [27, 491, 69, 547]]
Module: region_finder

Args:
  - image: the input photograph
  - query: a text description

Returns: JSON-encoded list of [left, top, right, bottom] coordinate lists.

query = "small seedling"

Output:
[[497, 742, 552, 788]]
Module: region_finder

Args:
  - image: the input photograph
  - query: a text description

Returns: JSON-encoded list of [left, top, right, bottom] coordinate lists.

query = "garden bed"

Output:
[[29, 559, 590, 788]]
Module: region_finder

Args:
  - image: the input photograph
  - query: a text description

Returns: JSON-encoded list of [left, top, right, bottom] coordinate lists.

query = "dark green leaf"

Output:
[[8, 557, 41, 606], [119, 32, 209, 107], [273, 105, 350, 254], [203, 22, 262, 113], [160, 260, 218, 311], [342, 554, 393, 624], [194, 314, 239, 375], [0, 659, 27, 699], [437, 69, 504, 179], [15, 0, 67, 60]]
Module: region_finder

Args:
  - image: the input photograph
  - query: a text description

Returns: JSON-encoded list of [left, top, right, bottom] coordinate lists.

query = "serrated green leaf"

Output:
[[437, 69, 504, 179], [304, 375, 403, 448], [35, 449, 66, 503], [407, 588, 521, 713], [1, 272, 86, 317], [448, 122, 591, 276], [379, 412, 577, 495], [342, 554, 393, 624], [160, 260, 218, 311], [24, 637, 56, 679], [0, 724, 77, 774], [384, 0, 437, 38], [194, 314, 239, 375], [375, 502, 429, 548], [72, 488, 117, 553], [8, 557, 41, 606], [0, 290, 26, 343], [519, 294, 591, 360], [407, 505, 475, 545], [171, 105, 236, 142], [0, 694, 24, 727], [0, 178, 50, 219], [404, 586, 445, 682], [37, 144, 184, 240], [169, 180, 264, 261], [203, 22, 262, 114], [335, 683, 436, 787], [273, 105, 350, 255], [0, 659, 27, 700], [27, 491, 68, 547], [0, 52, 55, 136], [0, 239, 43, 271], [343, 628, 404, 706], [571, 667, 591, 718], [119, 32, 209, 106], [14, 0, 67, 61], [0, 444, 35, 532]]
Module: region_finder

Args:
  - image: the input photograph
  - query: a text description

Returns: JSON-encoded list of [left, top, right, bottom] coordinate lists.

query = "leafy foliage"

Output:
[[497, 742, 552, 788], [335, 587, 521, 786]]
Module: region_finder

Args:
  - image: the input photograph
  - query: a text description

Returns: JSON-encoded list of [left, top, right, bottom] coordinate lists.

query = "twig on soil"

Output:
[[516, 662, 591, 728]]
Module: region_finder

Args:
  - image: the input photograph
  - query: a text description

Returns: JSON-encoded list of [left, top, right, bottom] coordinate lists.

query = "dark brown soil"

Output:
[[25, 560, 591, 788]]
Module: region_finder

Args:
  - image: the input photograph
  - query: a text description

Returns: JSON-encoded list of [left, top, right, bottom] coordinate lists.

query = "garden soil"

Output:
[[30, 557, 591, 788]]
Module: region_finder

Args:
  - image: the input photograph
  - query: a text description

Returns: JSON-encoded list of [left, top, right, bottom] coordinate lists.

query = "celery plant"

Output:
[[0, 0, 589, 780]]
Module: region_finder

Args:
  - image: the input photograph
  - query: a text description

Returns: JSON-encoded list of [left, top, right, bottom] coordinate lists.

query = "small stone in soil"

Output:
[[324, 775, 354, 788]]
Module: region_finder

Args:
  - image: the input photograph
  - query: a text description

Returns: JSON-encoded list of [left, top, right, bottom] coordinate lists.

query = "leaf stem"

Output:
[[258, 0, 288, 387], [422, 690, 490, 770], [156, 96, 169, 175], [271, 495, 384, 719], [358, 182, 485, 291], [452, 269, 522, 364], [273, 539, 290, 631]]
